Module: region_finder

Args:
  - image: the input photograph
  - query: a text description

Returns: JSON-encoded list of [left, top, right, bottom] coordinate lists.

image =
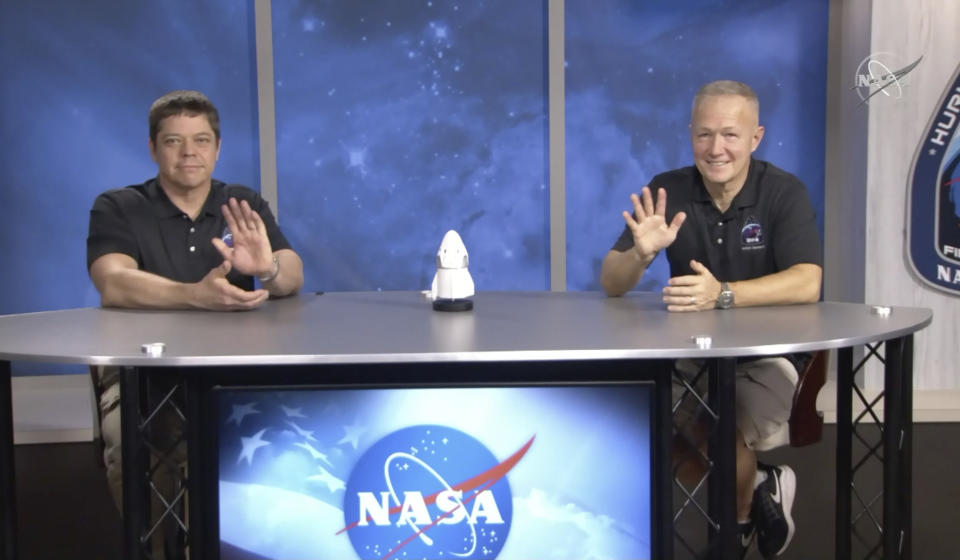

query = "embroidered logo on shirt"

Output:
[[222, 226, 234, 248], [741, 216, 765, 249]]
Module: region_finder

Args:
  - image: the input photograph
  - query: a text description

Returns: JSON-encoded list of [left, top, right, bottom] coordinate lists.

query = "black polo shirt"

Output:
[[612, 159, 822, 281], [87, 178, 292, 290]]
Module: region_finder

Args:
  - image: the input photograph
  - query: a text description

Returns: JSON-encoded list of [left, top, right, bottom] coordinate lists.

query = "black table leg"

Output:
[[655, 361, 674, 560], [899, 335, 914, 560], [186, 374, 210, 560], [883, 335, 912, 560], [835, 347, 853, 560], [1, 361, 16, 560], [707, 358, 738, 560], [121, 367, 148, 559]]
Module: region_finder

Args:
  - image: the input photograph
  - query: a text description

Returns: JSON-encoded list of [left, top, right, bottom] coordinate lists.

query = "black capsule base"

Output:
[[432, 298, 474, 312]]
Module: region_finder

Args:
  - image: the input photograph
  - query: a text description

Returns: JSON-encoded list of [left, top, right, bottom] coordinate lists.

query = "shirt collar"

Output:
[[198, 180, 226, 218], [146, 178, 224, 219], [691, 158, 760, 210]]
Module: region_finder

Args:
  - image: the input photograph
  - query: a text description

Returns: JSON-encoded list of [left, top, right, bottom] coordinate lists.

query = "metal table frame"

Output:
[[0, 292, 931, 560]]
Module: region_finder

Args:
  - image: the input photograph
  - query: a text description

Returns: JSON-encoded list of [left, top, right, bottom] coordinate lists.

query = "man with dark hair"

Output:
[[601, 80, 822, 559], [87, 89, 303, 553], [89, 90, 302, 309]]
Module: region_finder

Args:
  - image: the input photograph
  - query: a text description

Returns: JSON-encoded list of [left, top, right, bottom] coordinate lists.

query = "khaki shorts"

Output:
[[673, 357, 798, 451]]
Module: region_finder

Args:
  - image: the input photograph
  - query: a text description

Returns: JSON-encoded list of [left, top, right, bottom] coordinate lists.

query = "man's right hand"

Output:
[[190, 260, 269, 311], [623, 186, 687, 263]]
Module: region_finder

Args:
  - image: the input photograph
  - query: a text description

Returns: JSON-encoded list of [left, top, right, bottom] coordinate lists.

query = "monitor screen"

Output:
[[215, 383, 654, 560]]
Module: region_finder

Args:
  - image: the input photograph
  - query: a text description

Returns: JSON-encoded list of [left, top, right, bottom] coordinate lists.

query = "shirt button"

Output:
[[718, 221, 723, 226], [189, 227, 195, 233], [189, 246, 196, 252], [717, 238, 724, 244]]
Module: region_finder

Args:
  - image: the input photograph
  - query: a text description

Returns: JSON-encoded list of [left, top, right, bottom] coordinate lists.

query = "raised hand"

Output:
[[622, 186, 686, 262], [211, 197, 274, 278]]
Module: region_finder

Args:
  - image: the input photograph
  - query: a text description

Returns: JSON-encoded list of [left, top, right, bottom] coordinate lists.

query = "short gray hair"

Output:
[[692, 80, 759, 119]]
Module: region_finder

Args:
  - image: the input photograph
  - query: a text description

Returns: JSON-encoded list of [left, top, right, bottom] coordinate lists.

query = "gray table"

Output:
[[0, 291, 932, 560]]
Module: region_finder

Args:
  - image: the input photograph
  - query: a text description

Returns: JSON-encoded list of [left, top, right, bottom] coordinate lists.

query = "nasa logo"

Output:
[[853, 52, 923, 106], [339, 425, 533, 560], [907, 62, 960, 296], [221, 226, 234, 248], [740, 216, 764, 249]]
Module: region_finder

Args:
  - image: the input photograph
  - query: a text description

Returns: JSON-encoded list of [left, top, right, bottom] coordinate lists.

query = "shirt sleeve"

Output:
[[770, 180, 823, 270], [86, 190, 140, 270]]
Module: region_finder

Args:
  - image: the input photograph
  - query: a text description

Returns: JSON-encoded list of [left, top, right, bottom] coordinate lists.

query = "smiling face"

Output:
[[689, 94, 764, 195], [149, 113, 221, 196]]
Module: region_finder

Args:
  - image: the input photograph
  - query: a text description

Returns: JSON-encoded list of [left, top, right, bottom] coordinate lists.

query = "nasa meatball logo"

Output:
[[907, 62, 960, 296], [221, 226, 234, 248], [740, 216, 765, 250], [853, 52, 922, 106], [339, 425, 532, 560]]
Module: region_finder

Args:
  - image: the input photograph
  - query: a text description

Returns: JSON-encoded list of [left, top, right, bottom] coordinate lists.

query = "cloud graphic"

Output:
[[503, 488, 649, 560]]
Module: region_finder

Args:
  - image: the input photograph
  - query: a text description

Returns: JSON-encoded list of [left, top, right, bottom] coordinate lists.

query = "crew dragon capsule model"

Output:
[[430, 230, 475, 311]]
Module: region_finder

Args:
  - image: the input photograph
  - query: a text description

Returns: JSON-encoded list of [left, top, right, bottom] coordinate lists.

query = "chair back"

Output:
[[788, 350, 828, 447]]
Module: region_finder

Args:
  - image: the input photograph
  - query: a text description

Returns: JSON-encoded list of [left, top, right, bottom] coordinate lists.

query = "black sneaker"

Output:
[[738, 520, 756, 559], [752, 463, 796, 559]]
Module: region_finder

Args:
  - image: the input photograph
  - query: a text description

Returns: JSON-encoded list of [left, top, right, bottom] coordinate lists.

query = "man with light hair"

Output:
[[601, 80, 822, 559]]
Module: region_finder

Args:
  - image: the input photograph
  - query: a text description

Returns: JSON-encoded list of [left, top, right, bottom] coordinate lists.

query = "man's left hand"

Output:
[[662, 259, 721, 312], [211, 197, 275, 278]]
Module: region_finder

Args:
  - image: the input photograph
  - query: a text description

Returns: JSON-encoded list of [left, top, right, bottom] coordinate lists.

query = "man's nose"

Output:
[[707, 134, 724, 154]]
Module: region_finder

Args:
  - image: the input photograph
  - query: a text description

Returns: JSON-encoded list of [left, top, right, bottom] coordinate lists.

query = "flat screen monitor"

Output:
[[214, 382, 656, 560]]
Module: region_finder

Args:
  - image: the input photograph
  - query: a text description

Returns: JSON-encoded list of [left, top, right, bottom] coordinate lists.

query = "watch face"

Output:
[[718, 290, 734, 309]]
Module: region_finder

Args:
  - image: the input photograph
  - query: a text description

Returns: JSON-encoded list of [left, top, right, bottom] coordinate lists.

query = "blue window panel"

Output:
[[0, 0, 258, 373], [273, 1, 550, 292], [565, 0, 828, 291]]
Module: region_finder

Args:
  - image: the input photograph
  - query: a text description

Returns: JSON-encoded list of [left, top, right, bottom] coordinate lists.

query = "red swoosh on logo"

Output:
[[335, 434, 535, 544]]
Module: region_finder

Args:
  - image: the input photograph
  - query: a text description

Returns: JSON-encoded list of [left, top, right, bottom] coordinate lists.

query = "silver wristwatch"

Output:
[[715, 282, 734, 309], [258, 255, 280, 283]]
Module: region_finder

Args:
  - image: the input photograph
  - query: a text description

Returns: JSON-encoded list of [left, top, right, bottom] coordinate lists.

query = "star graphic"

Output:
[[237, 428, 270, 465], [307, 466, 346, 492], [227, 403, 259, 426], [281, 405, 306, 418], [294, 441, 334, 467], [285, 420, 318, 442], [930, 148, 938, 156], [337, 421, 367, 449]]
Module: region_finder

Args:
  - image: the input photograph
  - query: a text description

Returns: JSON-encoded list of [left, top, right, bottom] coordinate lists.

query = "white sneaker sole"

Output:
[[773, 465, 797, 556]]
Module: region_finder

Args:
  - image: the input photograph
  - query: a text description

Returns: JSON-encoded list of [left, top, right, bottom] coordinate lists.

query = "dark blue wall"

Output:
[[0, 0, 828, 374], [565, 0, 829, 290], [0, 0, 259, 373]]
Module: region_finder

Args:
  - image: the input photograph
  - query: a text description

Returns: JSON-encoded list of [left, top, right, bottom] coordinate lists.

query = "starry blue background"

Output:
[[271, 0, 550, 292], [0, 0, 259, 374], [565, 0, 829, 290], [0, 0, 828, 373]]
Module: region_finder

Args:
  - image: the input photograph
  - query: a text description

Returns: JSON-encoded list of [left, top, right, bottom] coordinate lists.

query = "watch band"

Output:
[[716, 281, 734, 309], [258, 255, 280, 283]]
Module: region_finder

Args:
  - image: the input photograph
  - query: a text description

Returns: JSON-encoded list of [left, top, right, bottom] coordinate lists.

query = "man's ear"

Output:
[[148, 138, 158, 163], [750, 125, 765, 153]]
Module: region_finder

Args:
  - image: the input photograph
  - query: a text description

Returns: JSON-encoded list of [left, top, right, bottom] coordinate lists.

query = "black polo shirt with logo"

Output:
[[612, 159, 822, 281], [87, 178, 292, 290], [612, 159, 821, 372]]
